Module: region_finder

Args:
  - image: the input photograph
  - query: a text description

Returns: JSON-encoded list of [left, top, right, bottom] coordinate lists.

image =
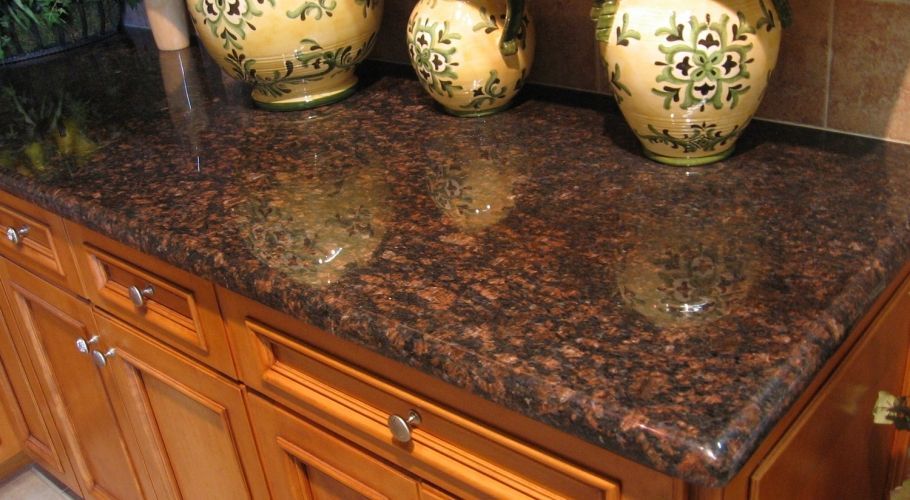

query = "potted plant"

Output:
[[0, 0, 138, 64]]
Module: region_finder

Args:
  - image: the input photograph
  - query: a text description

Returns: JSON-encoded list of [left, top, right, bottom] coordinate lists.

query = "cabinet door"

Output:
[[751, 277, 910, 499], [247, 393, 422, 500], [0, 294, 74, 487], [0, 259, 150, 499], [95, 311, 270, 500]]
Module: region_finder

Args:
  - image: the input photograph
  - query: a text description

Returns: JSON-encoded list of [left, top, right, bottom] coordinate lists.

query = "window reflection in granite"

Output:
[[239, 155, 390, 287], [423, 118, 526, 233], [158, 48, 210, 171]]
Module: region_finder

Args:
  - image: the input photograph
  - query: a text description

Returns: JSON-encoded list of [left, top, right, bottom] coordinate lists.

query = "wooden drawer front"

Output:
[[67, 223, 236, 377], [750, 278, 910, 499], [0, 194, 82, 295], [232, 318, 619, 500], [248, 393, 422, 500]]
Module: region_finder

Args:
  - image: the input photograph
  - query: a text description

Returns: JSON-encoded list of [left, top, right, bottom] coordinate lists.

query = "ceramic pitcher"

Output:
[[407, 0, 534, 117], [592, 0, 790, 166]]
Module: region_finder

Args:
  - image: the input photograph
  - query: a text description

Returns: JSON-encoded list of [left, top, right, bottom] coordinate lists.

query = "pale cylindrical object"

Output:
[[145, 0, 190, 51]]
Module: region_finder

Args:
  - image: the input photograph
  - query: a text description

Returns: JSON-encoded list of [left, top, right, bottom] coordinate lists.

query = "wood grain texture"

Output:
[[0, 285, 77, 491], [0, 192, 84, 295], [0, 259, 149, 499], [67, 222, 236, 377], [95, 310, 269, 500]]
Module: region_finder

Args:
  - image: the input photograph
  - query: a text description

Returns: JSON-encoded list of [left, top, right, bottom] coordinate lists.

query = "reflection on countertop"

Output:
[[2, 31, 910, 487]]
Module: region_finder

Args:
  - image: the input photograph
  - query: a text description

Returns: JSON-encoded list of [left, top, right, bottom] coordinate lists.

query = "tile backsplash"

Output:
[[124, 0, 910, 142]]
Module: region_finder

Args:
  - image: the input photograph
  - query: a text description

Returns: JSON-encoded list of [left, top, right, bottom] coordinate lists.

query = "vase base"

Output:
[[444, 103, 512, 118], [252, 79, 358, 112], [643, 147, 735, 167]]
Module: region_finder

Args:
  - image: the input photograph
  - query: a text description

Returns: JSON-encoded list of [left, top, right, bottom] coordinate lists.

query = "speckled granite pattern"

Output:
[[3, 33, 910, 487]]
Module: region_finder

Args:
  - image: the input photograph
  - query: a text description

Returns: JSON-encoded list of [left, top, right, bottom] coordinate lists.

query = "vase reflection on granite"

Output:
[[242, 157, 390, 286], [617, 231, 755, 326], [424, 118, 524, 232], [616, 168, 761, 327]]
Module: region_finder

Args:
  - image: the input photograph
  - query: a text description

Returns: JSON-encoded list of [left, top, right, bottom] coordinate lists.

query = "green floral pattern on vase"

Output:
[[196, 0, 275, 49], [408, 17, 463, 98], [652, 12, 757, 112], [460, 70, 508, 110], [637, 122, 743, 154], [286, 0, 336, 21]]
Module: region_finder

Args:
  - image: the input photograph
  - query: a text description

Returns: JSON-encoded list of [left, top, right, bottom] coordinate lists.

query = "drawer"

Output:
[[247, 393, 422, 500], [66, 222, 236, 377], [0, 192, 83, 295], [224, 301, 620, 499]]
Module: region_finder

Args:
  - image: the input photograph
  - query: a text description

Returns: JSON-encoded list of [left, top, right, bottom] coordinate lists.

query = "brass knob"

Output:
[[388, 410, 421, 443], [128, 285, 155, 308], [5, 225, 29, 245]]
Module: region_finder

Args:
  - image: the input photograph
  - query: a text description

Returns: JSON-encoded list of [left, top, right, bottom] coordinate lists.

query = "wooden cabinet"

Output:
[[247, 393, 423, 500], [94, 311, 269, 500], [748, 275, 910, 499], [0, 258, 149, 498], [0, 284, 77, 490], [222, 293, 621, 500], [67, 223, 236, 377], [0, 309, 28, 477], [0, 193, 83, 295]]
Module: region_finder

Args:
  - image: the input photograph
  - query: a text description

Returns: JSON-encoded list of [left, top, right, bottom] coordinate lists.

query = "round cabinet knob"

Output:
[[5, 226, 29, 246], [388, 410, 421, 444], [128, 285, 155, 308], [91, 348, 116, 368], [75, 335, 99, 354]]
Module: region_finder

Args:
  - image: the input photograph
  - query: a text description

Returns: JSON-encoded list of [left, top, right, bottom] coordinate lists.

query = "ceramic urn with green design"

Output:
[[592, 0, 790, 166], [406, 0, 534, 117], [187, 0, 382, 110]]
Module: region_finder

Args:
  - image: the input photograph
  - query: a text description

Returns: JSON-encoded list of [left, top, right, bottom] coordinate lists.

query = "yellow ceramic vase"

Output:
[[187, 0, 383, 110], [407, 0, 535, 117], [592, 0, 785, 166]]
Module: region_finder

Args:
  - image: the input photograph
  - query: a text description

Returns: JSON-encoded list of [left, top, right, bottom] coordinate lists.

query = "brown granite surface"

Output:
[[3, 33, 910, 487]]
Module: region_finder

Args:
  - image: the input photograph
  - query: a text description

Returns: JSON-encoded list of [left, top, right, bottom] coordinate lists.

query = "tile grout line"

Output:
[[823, 0, 836, 127]]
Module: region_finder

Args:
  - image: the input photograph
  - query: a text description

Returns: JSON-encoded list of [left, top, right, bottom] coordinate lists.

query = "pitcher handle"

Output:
[[499, 0, 526, 56]]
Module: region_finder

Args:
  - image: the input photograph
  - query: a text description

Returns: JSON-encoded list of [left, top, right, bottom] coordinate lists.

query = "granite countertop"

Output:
[[3, 32, 910, 487]]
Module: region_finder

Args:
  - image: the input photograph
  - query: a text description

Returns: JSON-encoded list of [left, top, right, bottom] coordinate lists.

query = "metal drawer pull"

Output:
[[5, 225, 29, 245], [75, 335, 99, 354], [128, 285, 155, 308], [388, 410, 422, 443], [91, 348, 116, 368]]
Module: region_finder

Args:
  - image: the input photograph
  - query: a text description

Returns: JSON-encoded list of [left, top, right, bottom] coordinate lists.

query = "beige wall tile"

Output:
[[829, 0, 910, 142], [525, 0, 598, 91], [756, 0, 833, 127], [369, 0, 412, 63]]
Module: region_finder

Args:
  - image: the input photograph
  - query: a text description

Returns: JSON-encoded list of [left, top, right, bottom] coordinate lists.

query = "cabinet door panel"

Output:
[[96, 311, 269, 500], [0, 260, 148, 499], [0, 294, 75, 488], [247, 393, 421, 500]]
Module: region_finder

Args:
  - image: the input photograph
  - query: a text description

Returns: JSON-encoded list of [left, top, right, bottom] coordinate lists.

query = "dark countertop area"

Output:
[[3, 32, 910, 487]]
